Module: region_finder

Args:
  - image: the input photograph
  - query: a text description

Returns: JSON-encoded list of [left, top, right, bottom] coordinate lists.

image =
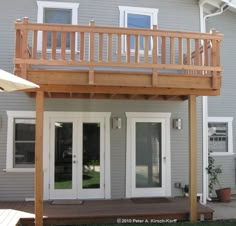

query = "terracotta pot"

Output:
[[216, 187, 231, 202]]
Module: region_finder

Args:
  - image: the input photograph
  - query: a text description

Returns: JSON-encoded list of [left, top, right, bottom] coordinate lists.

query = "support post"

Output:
[[35, 91, 44, 226], [189, 95, 198, 222]]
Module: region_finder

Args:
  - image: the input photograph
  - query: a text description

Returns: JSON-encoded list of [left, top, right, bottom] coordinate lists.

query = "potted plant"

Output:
[[206, 151, 231, 202]]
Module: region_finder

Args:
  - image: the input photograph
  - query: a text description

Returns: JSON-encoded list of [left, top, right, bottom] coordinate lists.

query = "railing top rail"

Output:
[[15, 20, 224, 41]]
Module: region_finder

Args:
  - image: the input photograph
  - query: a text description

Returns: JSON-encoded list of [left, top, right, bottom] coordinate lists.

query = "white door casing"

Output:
[[126, 112, 171, 198]]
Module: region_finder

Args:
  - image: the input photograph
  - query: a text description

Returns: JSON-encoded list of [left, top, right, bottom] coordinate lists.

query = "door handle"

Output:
[[73, 160, 77, 164]]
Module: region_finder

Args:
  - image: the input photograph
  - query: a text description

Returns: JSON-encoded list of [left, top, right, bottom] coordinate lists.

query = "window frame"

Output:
[[6, 111, 36, 172], [208, 117, 234, 156], [119, 6, 159, 54], [37, 1, 79, 52]]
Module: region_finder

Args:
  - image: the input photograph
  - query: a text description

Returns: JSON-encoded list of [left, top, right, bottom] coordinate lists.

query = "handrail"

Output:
[[14, 17, 223, 84]]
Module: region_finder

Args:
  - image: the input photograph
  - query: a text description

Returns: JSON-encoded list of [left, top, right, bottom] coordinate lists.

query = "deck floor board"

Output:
[[0, 197, 214, 225]]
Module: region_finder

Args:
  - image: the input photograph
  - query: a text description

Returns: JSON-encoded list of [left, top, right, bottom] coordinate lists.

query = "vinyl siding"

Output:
[[0, 0, 203, 200], [207, 10, 236, 193]]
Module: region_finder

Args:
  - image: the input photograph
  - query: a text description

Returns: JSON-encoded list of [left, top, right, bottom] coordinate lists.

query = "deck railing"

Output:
[[14, 17, 223, 85]]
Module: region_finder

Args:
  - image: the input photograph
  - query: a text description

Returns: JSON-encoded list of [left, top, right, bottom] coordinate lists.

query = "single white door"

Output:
[[126, 113, 171, 198], [49, 117, 105, 199]]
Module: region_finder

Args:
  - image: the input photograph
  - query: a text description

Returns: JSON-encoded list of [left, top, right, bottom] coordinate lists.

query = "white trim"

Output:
[[37, 1, 79, 52], [208, 117, 234, 155], [6, 111, 36, 173], [125, 112, 171, 198]]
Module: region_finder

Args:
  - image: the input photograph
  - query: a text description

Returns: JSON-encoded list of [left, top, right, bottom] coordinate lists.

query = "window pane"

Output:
[[54, 122, 73, 190], [128, 13, 151, 50], [15, 119, 35, 141], [83, 123, 100, 189], [136, 122, 162, 188], [44, 8, 72, 49], [14, 143, 35, 167], [127, 14, 151, 29], [208, 122, 228, 152]]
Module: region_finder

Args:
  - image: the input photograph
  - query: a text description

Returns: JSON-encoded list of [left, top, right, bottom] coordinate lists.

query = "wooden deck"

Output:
[[0, 197, 214, 225], [14, 18, 223, 99]]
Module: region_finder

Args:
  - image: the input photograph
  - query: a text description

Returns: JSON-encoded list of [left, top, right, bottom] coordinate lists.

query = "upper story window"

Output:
[[6, 111, 36, 172], [119, 6, 159, 52], [208, 117, 233, 156], [37, 1, 79, 51]]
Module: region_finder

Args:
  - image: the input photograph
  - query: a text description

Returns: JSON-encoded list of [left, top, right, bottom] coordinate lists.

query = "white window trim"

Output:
[[37, 1, 79, 52], [125, 112, 171, 198], [119, 6, 159, 55], [5, 111, 36, 173], [208, 117, 234, 156]]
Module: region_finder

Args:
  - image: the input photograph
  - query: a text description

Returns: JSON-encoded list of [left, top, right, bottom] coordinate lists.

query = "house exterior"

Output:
[[0, 0, 232, 223]]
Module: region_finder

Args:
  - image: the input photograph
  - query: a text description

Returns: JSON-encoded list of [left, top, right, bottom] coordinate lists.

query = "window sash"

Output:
[[14, 119, 36, 168]]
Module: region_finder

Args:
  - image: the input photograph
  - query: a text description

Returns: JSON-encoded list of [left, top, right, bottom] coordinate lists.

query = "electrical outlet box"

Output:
[[174, 182, 182, 188]]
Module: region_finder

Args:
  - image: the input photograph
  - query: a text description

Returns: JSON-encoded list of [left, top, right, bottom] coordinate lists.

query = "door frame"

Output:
[[43, 112, 111, 200], [125, 112, 171, 198]]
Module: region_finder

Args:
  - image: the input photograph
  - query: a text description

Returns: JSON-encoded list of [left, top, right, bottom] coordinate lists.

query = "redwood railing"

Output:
[[14, 17, 223, 85]]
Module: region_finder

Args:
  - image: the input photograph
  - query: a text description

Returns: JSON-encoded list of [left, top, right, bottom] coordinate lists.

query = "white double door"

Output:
[[49, 117, 105, 199]]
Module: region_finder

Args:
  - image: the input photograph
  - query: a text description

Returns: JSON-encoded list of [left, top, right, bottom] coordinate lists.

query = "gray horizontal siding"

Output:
[[0, 0, 203, 200], [207, 10, 236, 192]]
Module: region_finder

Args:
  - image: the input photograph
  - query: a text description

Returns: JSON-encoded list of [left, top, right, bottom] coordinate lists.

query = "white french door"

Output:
[[126, 113, 171, 198], [49, 116, 105, 199]]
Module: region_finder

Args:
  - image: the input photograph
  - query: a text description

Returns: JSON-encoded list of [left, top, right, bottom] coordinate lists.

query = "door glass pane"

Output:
[[83, 123, 100, 189], [54, 122, 73, 189], [136, 122, 162, 188]]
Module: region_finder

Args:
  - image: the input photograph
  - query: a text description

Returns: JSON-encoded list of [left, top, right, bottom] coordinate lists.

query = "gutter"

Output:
[[199, 0, 230, 205]]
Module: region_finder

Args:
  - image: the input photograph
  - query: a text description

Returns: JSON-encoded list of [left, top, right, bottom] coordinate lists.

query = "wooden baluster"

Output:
[[117, 34, 122, 63], [170, 37, 175, 64], [80, 32, 85, 61], [14, 19, 22, 73], [204, 39, 209, 67], [135, 35, 139, 63], [187, 38, 191, 74], [61, 32, 66, 60], [99, 33, 103, 62], [89, 20, 95, 84], [144, 35, 149, 63], [42, 30, 47, 60], [152, 25, 158, 86], [51, 31, 57, 60], [108, 33, 112, 62], [195, 39, 200, 74], [32, 30, 38, 59], [70, 32, 75, 61], [161, 36, 166, 64], [178, 37, 183, 65], [126, 34, 131, 63]]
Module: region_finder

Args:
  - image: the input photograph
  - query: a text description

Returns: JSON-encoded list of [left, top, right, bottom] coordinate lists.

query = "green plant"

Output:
[[206, 151, 222, 194]]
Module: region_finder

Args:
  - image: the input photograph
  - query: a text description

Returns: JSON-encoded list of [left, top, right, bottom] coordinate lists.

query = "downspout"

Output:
[[199, 1, 230, 204]]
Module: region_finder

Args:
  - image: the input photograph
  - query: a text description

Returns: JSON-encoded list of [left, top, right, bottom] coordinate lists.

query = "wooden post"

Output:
[[89, 20, 95, 85], [188, 95, 197, 222], [35, 91, 44, 226]]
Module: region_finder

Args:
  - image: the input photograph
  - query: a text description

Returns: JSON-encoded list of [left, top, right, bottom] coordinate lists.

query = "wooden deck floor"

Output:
[[0, 197, 214, 225]]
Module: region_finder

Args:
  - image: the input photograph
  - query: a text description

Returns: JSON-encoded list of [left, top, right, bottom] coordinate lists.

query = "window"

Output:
[[6, 111, 36, 172], [119, 6, 159, 53], [208, 117, 233, 155], [37, 1, 79, 51], [14, 119, 35, 168]]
